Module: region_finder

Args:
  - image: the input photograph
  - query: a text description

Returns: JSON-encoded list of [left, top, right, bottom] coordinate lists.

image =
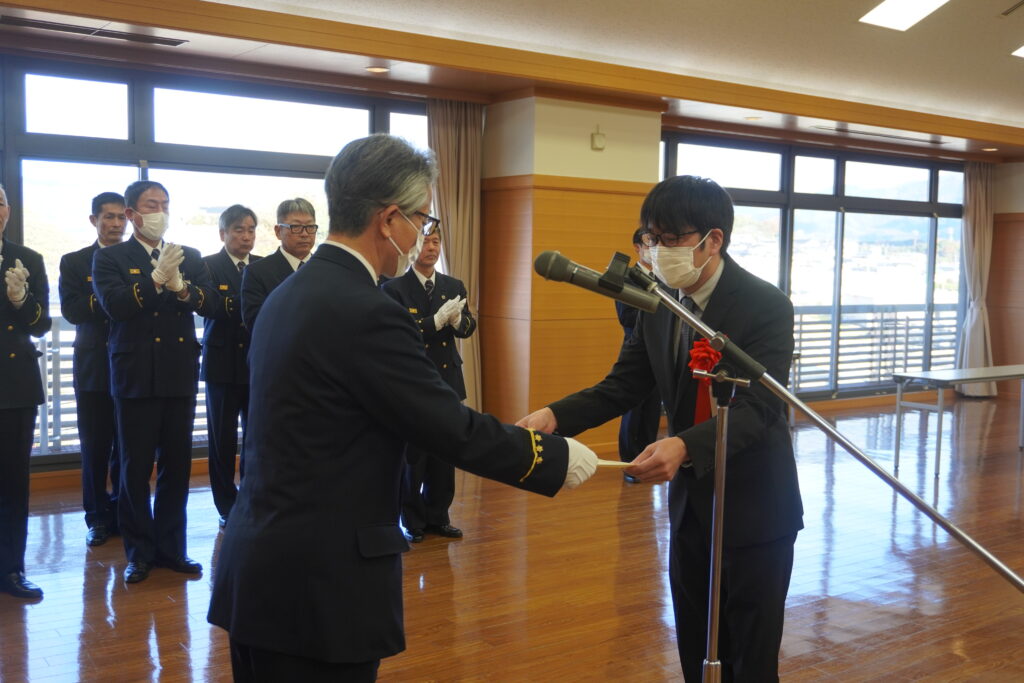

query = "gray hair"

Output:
[[324, 134, 438, 236], [276, 197, 315, 223], [219, 204, 258, 232]]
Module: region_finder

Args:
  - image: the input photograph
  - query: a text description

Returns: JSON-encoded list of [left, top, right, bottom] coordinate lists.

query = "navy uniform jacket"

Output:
[[0, 240, 51, 409], [240, 249, 292, 331], [91, 238, 215, 399], [201, 248, 263, 385], [550, 255, 803, 548], [382, 269, 476, 399], [59, 242, 112, 393], [209, 243, 570, 663]]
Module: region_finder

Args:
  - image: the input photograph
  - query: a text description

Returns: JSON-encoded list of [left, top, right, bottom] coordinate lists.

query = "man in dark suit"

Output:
[[615, 227, 662, 480], [383, 228, 476, 542], [518, 176, 803, 682], [208, 134, 597, 682], [0, 184, 51, 600], [201, 204, 262, 529], [239, 198, 316, 330], [59, 191, 126, 547], [92, 180, 216, 584]]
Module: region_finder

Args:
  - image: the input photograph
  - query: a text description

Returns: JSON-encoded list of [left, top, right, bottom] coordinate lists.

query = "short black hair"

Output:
[[124, 180, 169, 210], [639, 175, 733, 253], [91, 192, 125, 217], [631, 227, 645, 245], [219, 204, 258, 232]]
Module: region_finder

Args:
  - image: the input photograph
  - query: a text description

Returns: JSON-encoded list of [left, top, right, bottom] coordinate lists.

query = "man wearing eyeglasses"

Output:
[[382, 225, 475, 543], [240, 198, 317, 330], [209, 134, 598, 681], [201, 204, 263, 530], [518, 175, 802, 682]]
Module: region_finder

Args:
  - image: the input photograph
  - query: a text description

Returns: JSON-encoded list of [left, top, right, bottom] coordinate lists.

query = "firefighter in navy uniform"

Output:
[[0, 184, 52, 599], [59, 191, 126, 547], [382, 226, 476, 542]]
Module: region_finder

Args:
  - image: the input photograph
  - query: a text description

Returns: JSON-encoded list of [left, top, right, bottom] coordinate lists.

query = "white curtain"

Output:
[[427, 99, 484, 410], [956, 161, 996, 396]]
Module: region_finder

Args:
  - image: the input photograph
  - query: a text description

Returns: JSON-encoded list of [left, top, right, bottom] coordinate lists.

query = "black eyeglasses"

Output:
[[414, 211, 441, 236], [277, 223, 318, 235], [640, 229, 700, 248]]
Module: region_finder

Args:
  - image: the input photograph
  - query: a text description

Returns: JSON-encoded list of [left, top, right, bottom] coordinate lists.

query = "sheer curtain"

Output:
[[427, 99, 484, 410], [956, 161, 996, 396]]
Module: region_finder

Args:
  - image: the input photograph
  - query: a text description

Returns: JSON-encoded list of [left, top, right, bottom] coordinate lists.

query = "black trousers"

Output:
[[670, 502, 796, 683], [76, 390, 119, 530], [0, 407, 36, 575], [115, 396, 196, 564], [400, 446, 455, 530], [230, 639, 379, 683], [205, 381, 248, 518], [617, 389, 662, 462]]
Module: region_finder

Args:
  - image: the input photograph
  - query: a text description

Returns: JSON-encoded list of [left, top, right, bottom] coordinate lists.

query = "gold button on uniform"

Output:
[[442, 363, 448, 369], [154, 312, 159, 317], [442, 342, 447, 347], [6, 325, 13, 331], [9, 352, 15, 358], [179, 337, 185, 342], [238, 343, 244, 348], [155, 337, 161, 343]]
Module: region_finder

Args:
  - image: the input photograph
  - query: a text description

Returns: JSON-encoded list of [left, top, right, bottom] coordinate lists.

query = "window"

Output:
[[677, 143, 781, 191], [845, 160, 929, 201], [8, 58, 424, 461], [25, 74, 129, 139], [154, 88, 370, 156], [663, 135, 964, 397]]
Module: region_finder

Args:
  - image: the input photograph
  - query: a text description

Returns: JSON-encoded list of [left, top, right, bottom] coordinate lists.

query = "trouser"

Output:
[[229, 639, 380, 683], [400, 446, 455, 530], [0, 407, 36, 575], [115, 396, 196, 564], [77, 390, 119, 530], [670, 504, 796, 683], [205, 381, 249, 518]]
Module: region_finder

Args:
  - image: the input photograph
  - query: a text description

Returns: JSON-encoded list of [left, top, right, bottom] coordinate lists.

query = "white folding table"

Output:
[[893, 364, 1024, 477]]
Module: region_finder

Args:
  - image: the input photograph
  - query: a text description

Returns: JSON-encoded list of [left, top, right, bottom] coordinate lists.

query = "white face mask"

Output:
[[386, 212, 425, 279], [650, 231, 711, 290], [135, 211, 170, 242]]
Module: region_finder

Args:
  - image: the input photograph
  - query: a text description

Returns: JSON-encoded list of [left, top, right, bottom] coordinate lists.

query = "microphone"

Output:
[[534, 251, 661, 313]]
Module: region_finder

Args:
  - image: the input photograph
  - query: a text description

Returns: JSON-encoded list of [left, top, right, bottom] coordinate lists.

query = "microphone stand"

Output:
[[693, 365, 749, 683], [628, 264, 1024, 595]]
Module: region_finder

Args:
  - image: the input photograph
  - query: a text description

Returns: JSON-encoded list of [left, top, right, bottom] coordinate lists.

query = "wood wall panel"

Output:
[[988, 213, 1024, 397], [478, 314, 530, 424]]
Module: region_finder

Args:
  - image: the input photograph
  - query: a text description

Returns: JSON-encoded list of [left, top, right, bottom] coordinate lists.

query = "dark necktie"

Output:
[[151, 249, 160, 261], [297, 260, 304, 269], [424, 279, 434, 298], [237, 261, 245, 274]]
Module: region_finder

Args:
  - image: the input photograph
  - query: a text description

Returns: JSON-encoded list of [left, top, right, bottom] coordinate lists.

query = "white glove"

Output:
[[447, 295, 467, 327], [562, 437, 598, 490], [5, 259, 29, 307], [164, 267, 185, 293], [151, 244, 184, 287], [433, 297, 461, 329]]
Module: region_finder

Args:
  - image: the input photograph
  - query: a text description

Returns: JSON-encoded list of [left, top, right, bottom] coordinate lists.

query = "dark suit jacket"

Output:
[[0, 239, 51, 409], [60, 242, 112, 394], [550, 255, 803, 547], [91, 237, 215, 399], [201, 248, 263, 385], [240, 249, 293, 331], [381, 269, 476, 399], [208, 243, 570, 663]]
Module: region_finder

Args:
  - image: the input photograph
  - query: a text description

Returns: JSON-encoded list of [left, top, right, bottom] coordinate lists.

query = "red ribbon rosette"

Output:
[[687, 338, 722, 425]]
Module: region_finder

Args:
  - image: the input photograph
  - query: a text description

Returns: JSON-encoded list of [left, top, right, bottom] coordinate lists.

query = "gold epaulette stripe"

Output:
[[132, 282, 144, 308], [28, 302, 42, 327], [519, 429, 545, 482], [224, 295, 232, 315], [196, 287, 206, 309], [88, 294, 95, 314]]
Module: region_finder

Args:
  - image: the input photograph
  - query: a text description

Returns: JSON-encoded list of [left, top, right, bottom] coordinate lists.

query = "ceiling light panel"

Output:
[[859, 0, 951, 31]]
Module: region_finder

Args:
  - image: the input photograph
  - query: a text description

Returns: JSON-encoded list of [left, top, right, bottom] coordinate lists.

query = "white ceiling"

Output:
[[213, 0, 1024, 128]]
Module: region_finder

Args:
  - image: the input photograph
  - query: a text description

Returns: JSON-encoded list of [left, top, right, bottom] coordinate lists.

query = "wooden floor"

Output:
[[3, 397, 1024, 682]]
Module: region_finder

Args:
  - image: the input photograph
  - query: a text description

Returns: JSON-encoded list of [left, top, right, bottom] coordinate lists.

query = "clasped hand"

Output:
[[151, 244, 185, 292], [5, 259, 30, 307], [433, 295, 467, 329]]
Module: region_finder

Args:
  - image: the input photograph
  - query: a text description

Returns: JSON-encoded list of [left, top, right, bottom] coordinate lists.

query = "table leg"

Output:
[[935, 386, 945, 480], [895, 380, 904, 475]]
